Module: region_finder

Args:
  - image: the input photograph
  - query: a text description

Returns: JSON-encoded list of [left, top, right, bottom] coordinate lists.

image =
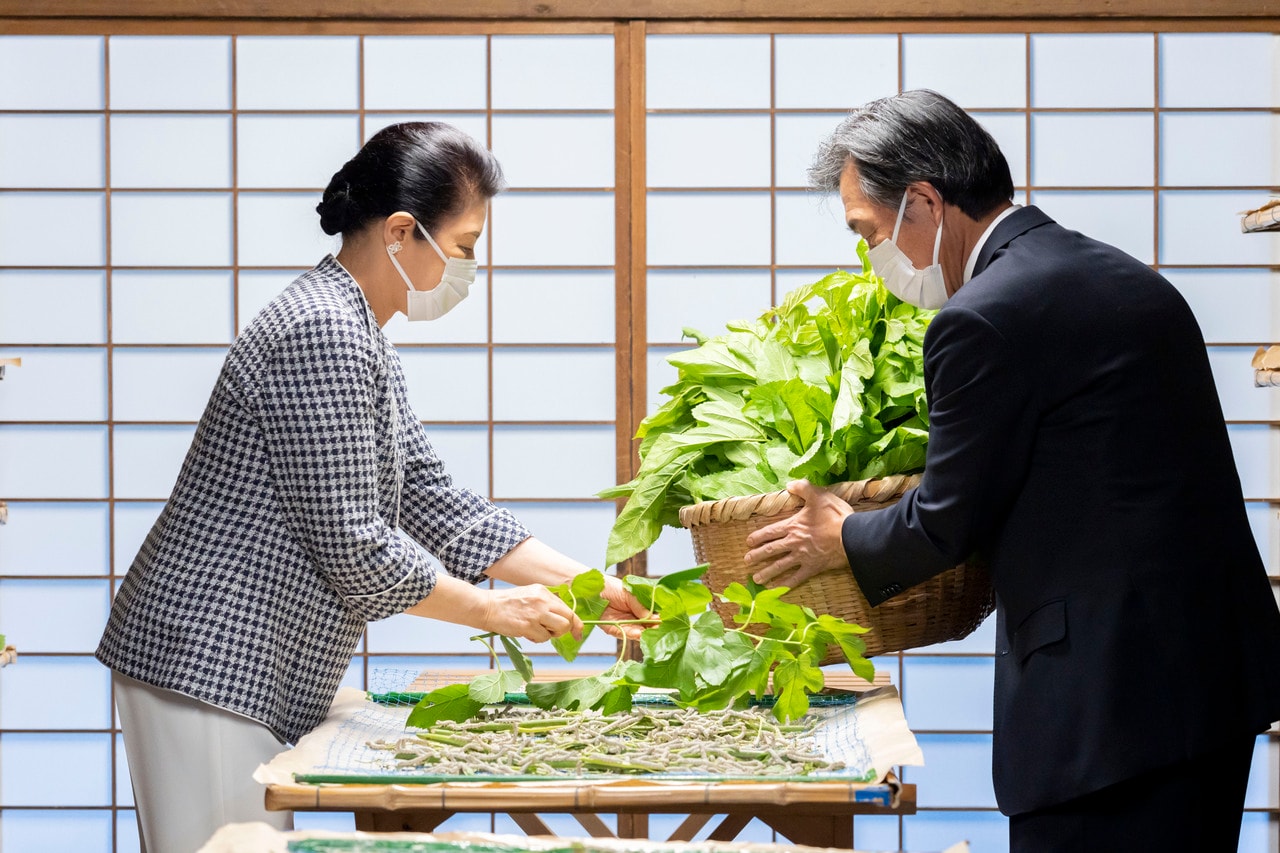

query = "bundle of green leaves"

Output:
[[407, 566, 875, 728], [601, 246, 937, 567]]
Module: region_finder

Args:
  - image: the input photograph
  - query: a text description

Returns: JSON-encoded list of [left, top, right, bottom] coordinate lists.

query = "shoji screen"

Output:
[[0, 30, 623, 850], [640, 28, 1280, 852]]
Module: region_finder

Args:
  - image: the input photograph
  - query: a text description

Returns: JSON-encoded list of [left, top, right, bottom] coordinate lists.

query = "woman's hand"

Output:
[[480, 585, 584, 644], [598, 575, 654, 640]]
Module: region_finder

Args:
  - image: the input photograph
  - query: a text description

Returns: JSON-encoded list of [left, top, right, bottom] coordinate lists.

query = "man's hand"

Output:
[[743, 480, 855, 589]]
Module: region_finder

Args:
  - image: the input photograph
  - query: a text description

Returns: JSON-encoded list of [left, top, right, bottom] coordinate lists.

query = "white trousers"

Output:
[[113, 671, 294, 853]]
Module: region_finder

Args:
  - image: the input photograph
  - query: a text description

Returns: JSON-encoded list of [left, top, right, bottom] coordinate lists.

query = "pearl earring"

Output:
[[387, 241, 402, 255]]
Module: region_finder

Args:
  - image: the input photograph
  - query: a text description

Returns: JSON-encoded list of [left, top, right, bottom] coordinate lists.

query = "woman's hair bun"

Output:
[[317, 172, 360, 236]]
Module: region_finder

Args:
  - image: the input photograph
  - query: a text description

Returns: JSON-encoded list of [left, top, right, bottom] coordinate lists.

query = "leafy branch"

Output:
[[407, 566, 874, 729]]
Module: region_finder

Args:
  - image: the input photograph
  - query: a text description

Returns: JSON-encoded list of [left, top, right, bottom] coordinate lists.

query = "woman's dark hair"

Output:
[[316, 122, 505, 238], [809, 89, 1013, 220]]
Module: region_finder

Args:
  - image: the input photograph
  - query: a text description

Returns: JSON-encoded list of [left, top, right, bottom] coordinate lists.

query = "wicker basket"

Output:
[[677, 474, 995, 662]]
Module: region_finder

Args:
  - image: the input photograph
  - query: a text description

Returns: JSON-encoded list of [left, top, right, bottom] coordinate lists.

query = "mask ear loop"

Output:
[[890, 191, 910, 243], [931, 209, 945, 266]]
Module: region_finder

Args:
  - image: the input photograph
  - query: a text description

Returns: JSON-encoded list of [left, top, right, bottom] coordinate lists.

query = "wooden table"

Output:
[[264, 669, 915, 847], [266, 774, 915, 847]]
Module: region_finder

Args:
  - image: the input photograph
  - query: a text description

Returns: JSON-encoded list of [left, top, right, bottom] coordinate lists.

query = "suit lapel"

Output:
[[971, 206, 1054, 279]]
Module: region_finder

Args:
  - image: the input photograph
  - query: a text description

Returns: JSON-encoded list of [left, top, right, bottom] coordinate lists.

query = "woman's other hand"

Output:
[[598, 575, 655, 640]]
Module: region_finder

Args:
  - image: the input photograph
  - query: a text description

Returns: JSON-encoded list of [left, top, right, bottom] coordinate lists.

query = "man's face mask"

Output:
[[865, 191, 949, 310], [386, 219, 478, 322]]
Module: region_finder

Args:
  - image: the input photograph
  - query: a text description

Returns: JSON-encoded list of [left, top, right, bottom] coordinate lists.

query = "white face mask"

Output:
[[386, 219, 478, 322], [865, 191, 949, 310]]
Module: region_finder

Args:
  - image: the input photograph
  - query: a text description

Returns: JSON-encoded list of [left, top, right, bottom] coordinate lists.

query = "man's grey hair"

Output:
[[809, 89, 1014, 221]]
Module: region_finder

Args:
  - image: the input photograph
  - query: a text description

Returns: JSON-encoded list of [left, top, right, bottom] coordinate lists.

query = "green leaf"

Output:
[[772, 653, 825, 722], [525, 673, 627, 712], [500, 635, 535, 683], [468, 670, 526, 704], [547, 569, 610, 662], [406, 683, 483, 729]]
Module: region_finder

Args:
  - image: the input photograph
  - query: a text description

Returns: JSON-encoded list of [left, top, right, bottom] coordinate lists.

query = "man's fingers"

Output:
[[786, 479, 820, 502], [744, 517, 790, 549], [750, 557, 792, 586]]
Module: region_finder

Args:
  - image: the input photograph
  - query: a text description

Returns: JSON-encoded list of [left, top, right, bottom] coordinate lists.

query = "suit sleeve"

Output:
[[843, 305, 1037, 606], [250, 310, 437, 622]]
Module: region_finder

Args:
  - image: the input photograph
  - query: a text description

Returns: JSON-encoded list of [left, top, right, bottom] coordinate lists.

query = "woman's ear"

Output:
[[381, 211, 417, 247]]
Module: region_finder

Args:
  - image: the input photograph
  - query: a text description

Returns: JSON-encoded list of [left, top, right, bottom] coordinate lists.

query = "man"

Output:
[[743, 89, 1280, 851]]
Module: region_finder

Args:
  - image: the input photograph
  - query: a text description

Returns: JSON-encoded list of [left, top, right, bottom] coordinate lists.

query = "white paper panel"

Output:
[[0, 270, 105, 344], [647, 192, 771, 267], [646, 35, 770, 110], [113, 270, 233, 345], [383, 273, 489, 345], [111, 349, 225, 422], [914, 610, 999, 655], [422, 425, 489, 496], [490, 35, 613, 110], [901, 656, 995, 730], [1228, 424, 1280, 498], [496, 502, 617, 571], [1159, 191, 1280, 267], [1244, 736, 1280, 809], [113, 502, 165, 574], [111, 425, 196, 500], [913, 734, 998, 808], [237, 114, 360, 189], [902, 34, 1027, 109], [1161, 112, 1280, 187], [1030, 34, 1155, 108], [0, 348, 105, 422], [0, 425, 108, 499], [900, 812, 1009, 853], [646, 115, 771, 188], [0, 580, 109, 655], [0, 502, 109, 576], [396, 348, 488, 421], [0, 36, 103, 110], [235, 36, 359, 110], [774, 112, 845, 190], [492, 349, 615, 422], [491, 270, 614, 344], [0, 657, 110, 729], [492, 425, 615, 499], [1029, 191, 1154, 265], [1208, 347, 1280, 422], [237, 192, 340, 267], [110, 115, 232, 189], [0, 193, 105, 267], [776, 190, 860, 267], [491, 115, 615, 189], [237, 269, 307, 334], [0, 115, 104, 188], [774, 35, 898, 109], [364, 114, 489, 146], [1031, 113, 1154, 187], [0, 732, 112, 807], [490, 193, 614, 266], [3, 811, 114, 853], [972, 112, 1027, 190], [364, 36, 487, 110], [646, 525, 697, 576], [776, 268, 847, 296], [1160, 33, 1279, 108], [109, 36, 231, 110], [647, 269, 772, 345], [112, 193, 232, 266], [1163, 269, 1280, 343]]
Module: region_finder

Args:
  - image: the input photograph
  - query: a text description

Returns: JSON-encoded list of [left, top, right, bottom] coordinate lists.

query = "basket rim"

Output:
[[677, 473, 923, 528]]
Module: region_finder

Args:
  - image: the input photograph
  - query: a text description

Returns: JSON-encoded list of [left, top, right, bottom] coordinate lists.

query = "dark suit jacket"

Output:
[[842, 206, 1280, 816]]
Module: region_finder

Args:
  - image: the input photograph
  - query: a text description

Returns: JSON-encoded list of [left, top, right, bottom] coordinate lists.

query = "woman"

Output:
[[96, 122, 647, 853]]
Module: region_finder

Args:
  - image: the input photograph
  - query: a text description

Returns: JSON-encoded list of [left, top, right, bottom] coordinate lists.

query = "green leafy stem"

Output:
[[406, 566, 874, 729]]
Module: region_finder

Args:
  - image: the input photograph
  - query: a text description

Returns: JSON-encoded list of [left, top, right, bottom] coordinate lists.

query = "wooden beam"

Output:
[[2, 0, 1277, 19]]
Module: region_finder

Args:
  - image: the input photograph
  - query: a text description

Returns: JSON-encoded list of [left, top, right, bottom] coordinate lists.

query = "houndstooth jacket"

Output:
[[96, 255, 529, 743]]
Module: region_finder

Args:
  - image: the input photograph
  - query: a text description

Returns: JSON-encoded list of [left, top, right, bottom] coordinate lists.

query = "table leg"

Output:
[[616, 813, 649, 839], [353, 811, 454, 833], [759, 814, 853, 848]]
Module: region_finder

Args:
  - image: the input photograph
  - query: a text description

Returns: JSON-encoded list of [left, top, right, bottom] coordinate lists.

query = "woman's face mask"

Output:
[[865, 191, 949, 310], [386, 219, 478, 322]]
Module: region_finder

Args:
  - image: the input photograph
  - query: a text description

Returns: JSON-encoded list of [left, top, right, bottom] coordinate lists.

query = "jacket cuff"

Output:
[[436, 508, 532, 584]]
